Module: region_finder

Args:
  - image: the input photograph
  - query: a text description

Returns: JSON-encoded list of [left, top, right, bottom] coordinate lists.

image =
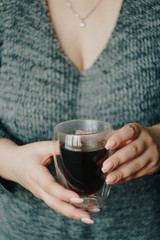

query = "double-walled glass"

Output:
[[54, 119, 112, 210]]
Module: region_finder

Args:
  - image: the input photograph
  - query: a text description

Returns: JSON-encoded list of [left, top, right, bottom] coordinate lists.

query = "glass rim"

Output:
[[54, 119, 112, 136]]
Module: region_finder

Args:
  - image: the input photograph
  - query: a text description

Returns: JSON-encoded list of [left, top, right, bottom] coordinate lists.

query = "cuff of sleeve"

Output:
[[0, 177, 20, 193], [0, 125, 22, 192]]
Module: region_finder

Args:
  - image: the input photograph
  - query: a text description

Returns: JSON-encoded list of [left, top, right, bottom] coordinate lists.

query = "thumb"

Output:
[[27, 141, 60, 159]]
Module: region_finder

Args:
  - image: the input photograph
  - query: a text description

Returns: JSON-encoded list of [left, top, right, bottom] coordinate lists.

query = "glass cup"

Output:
[[54, 119, 113, 211]]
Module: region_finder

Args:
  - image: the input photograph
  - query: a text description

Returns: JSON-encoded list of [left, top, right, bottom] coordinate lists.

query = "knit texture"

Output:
[[0, 0, 160, 239]]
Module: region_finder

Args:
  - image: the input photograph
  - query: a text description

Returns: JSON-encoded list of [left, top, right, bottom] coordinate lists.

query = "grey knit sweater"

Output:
[[0, 0, 160, 239]]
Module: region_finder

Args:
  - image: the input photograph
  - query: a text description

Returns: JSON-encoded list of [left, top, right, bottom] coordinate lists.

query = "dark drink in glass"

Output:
[[59, 144, 108, 195], [54, 119, 112, 210]]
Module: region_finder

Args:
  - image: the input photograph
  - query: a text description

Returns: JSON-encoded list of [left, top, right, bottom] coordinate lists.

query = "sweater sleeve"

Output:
[[0, 126, 20, 192], [0, 125, 20, 192]]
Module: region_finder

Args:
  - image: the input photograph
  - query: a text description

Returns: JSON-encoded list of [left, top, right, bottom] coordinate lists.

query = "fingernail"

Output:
[[105, 139, 117, 149], [106, 174, 117, 184], [102, 162, 114, 173], [70, 198, 84, 204], [81, 218, 94, 224]]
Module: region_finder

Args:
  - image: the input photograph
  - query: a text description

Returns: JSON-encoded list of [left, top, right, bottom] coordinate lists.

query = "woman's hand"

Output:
[[102, 123, 160, 184], [0, 139, 94, 224]]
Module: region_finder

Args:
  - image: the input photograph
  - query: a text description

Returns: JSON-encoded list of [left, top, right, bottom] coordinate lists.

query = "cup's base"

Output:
[[70, 185, 111, 211], [71, 196, 106, 211], [71, 199, 99, 210]]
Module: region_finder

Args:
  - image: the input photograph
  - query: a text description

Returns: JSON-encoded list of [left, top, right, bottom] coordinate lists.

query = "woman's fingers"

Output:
[[30, 182, 93, 223], [105, 123, 141, 149], [116, 162, 160, 184], [30, 165, 82, 203], [102, 137, 147, 172], [28, 166, 94, 224], [42, 191, 94, 223], [13, 141, 96, 224], [101, 123, 160, 184], [105, 149, 152, 184]]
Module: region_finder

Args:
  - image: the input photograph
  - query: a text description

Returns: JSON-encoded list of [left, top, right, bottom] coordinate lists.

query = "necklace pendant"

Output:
[[79, 21, 86, 28]]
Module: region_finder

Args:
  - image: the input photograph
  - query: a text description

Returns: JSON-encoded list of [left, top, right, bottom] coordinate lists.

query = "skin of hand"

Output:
[[102, 123, 160, 184], [0, 139, 94, 224]]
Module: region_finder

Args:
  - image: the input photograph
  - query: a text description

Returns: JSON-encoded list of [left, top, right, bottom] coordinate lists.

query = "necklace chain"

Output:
[[64, 0, 103, 28]]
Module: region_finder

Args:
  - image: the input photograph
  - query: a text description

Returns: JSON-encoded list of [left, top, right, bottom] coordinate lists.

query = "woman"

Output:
[[0, 0, 160, 239]]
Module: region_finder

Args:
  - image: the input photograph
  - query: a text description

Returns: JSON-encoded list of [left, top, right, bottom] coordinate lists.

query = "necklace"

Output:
[[64, 0, 103, 28]]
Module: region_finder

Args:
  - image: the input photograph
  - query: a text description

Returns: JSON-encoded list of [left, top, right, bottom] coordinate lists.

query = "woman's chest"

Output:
[[47, 0, 123, 72]]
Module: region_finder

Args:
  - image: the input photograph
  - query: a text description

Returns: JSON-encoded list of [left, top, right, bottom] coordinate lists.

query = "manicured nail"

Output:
[[105, 139, 117, 149], [70, 198, 84, 204], [81, 218, 94, 224], [106, 174, 117, 184], [102, 162, 114, 173]]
